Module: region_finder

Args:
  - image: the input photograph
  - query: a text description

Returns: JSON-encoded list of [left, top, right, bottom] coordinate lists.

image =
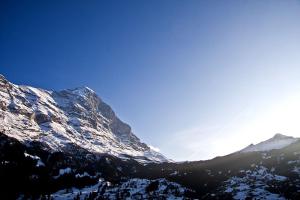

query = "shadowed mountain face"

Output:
[[1, 130, 300, 199], [131, 134, 300, 199], [1, 75, 300, 199], [0, 74, 168, 163]]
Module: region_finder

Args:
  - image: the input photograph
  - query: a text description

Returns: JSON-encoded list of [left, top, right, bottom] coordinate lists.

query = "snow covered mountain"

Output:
[[0, 74, 168, 163], [240, 133, 299, 153], [3, 74, 300, 199]]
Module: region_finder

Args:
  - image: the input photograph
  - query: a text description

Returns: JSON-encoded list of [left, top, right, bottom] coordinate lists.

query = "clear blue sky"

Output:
[[1, 0, 300, 161]]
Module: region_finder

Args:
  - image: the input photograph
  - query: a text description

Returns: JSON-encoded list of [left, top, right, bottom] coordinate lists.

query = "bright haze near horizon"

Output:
[[1, 0, 300, 161]]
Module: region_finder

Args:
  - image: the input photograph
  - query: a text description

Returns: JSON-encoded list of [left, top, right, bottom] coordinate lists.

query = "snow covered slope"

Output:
[[51, 178, 191, 200], [240, 133, 299, 153], [0, 74, 168, 163]]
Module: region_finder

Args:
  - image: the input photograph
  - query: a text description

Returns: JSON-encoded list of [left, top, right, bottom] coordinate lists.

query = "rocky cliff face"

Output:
[[0, 74, 167, 163]]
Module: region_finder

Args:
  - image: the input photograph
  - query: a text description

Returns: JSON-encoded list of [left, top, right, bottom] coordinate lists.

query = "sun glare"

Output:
[[236, 93, 300, 145]]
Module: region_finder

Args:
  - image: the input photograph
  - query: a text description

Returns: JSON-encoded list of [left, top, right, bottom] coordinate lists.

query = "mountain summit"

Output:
[[0, 74, 168, 163], [240, 133, 299, 153]]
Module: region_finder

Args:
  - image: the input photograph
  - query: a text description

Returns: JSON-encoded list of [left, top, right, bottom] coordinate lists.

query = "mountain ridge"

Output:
[[240, 133, 299, 153]]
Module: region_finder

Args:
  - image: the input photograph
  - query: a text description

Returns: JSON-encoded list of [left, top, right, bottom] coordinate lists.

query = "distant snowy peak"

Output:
[[0, 74, 168, 163], [240, 133, 299, 153]]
